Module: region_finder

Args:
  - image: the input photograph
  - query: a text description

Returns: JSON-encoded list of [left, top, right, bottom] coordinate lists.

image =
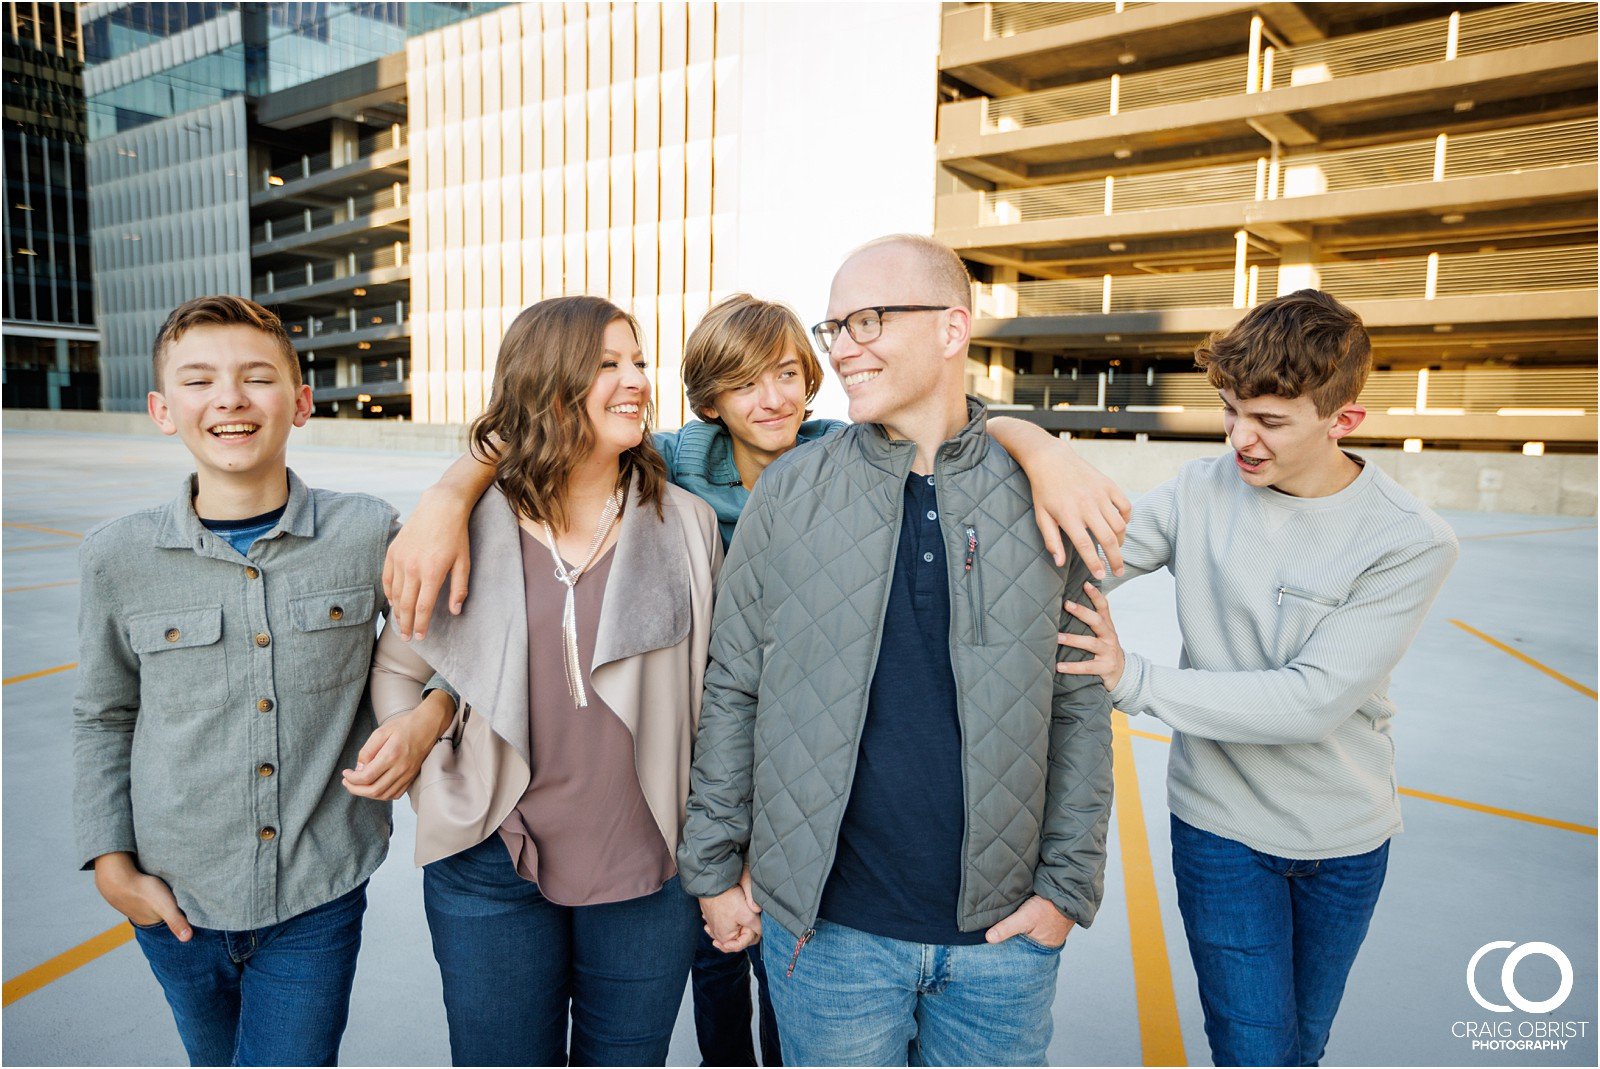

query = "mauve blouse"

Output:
[[496, 527, 676, 906]]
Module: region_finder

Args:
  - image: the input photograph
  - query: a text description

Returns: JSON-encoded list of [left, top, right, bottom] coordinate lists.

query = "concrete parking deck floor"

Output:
[[3, 428, 1595, 1067]]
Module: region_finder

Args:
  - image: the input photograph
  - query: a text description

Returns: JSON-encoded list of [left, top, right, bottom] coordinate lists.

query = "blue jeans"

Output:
[[692, 928, 783, 1065], [1170, 816, 1391, 1067], [422, 834, 700, 1066], [132, 882, 367, 1067], [761, 918, 1062, 1066]]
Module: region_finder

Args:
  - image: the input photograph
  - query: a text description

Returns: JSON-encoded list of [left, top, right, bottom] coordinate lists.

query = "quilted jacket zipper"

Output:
[[784, 927, 816, 978], [789, 454, 912, 971], [935, 467, 974, 938], [963, 524, 986, 645]]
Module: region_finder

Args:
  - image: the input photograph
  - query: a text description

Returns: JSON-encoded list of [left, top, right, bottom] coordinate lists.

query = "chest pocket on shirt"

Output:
[[129, 605, 229, 712], [1272, 583, 1346, 664], [287, 586, 377, 693]]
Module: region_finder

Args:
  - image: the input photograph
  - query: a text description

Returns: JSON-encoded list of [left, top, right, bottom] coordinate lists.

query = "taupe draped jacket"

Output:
[[370, 476, 722, 866]]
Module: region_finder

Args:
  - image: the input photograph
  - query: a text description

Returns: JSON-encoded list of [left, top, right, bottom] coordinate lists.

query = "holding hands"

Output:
[[1056, 581, 1126, 693], [699, 867, 763, 954]]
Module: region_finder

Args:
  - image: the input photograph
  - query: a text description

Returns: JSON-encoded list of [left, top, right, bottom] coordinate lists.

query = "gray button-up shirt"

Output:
[[73, 471, 397, 930]]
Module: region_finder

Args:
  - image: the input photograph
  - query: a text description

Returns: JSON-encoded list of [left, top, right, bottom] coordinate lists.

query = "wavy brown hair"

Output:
[[470, 296, 667, 531], [1195, 289, 1371, 417]]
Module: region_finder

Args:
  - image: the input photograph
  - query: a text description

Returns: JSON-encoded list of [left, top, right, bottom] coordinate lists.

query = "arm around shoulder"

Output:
[[1114, 535, 1458, 744], [1035, 552, 1116, 927]]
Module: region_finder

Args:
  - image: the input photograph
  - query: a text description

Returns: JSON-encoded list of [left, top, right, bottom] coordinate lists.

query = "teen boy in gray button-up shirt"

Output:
[[72, 296, 455, 1067], [74, 468, 400, 929]]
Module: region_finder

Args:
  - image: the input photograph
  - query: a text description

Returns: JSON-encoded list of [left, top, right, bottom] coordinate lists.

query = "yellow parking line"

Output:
[[1450, 619, 1597, 700], [1124, 726, 1596, 836], [3, 542, 82, 553], [1112, 713, 1187, 1067], [2, 522, 83, 539], [2, 923, 134, 1007], [1396, 787, 1597, 837], [2, 663, 76, 686], [3, 579, 79, 594]]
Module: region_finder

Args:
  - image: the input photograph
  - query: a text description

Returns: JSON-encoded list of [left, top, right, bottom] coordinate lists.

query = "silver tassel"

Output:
[[560, 579, 586, 706], [542, 488, 622, 710]]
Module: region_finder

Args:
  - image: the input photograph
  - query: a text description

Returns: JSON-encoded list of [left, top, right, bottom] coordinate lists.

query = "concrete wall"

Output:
[[1067, 439, 1597, 517], [1, 409, 470, 454], [4, 411, 1593, 516]]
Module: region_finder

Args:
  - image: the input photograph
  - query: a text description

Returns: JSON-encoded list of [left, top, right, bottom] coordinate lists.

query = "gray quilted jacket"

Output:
[[678, 399, 1114, 943]]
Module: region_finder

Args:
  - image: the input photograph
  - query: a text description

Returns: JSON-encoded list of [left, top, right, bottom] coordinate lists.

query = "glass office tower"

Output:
[[82, 1, 494, 412], [3, 2, 98, 410]]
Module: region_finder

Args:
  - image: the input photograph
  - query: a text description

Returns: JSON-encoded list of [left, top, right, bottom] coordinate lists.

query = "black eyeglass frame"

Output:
[[810, 305, 951, 353]]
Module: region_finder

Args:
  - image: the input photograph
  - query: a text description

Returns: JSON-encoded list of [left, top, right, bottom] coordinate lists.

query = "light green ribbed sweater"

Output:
[[1108, 453, 1458, 859]]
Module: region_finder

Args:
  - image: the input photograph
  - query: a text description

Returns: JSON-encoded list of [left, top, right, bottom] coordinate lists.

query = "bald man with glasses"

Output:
[[678, 234, 1115, 1066]]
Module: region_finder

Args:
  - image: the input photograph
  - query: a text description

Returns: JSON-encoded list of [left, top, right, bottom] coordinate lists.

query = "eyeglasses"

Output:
[[810, 305, 950, 353]]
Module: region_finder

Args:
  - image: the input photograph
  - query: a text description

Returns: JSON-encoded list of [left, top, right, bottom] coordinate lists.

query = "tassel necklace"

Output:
[[541, 487, 623, 707]]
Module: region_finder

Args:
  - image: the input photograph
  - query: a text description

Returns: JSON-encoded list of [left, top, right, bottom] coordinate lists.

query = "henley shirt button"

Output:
[[254, 633, 271, 648], [164, 628, 180, 643], [258, 826, 276, 841], [257, 698, 273, 713], [922, 552, 935, 563], [926, 510, 937, 520], [328, 606, 344, 621], [925, 476, 935, 486], [257, 763, 275, 777], [244, 567, 259, 579]]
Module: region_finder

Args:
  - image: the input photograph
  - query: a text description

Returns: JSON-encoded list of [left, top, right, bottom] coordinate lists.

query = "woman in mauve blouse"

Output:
[[369, 294, 722, 1066]]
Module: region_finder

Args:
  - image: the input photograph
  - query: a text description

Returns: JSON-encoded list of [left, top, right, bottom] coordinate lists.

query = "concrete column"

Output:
[[46, 337, 68, 410], [1247, 16, 1263, 93], [990, 264, 1019, 318], [330, 120, 361, 167], [1277, 242, 1320, 294], [987, 347, 1017, 404], [1232, 230, 1250, 307]]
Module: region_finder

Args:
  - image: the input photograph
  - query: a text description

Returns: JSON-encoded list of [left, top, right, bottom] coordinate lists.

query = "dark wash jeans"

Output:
[[691, 928, 782, 1066], [132, 881, 367, 1067], [1171, 815, 1391, 1067], [423, 834, 700, 1067]]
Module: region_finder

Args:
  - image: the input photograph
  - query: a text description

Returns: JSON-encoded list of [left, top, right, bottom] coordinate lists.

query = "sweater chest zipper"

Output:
[[1277, 585, 1342, 607]]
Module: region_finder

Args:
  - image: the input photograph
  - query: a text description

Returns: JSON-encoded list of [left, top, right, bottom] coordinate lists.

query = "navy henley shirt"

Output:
[[816, 472, 985, 946]]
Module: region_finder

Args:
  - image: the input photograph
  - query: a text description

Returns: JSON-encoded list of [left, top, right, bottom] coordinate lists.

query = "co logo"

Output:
[[1467, 941, 1574, 1014]]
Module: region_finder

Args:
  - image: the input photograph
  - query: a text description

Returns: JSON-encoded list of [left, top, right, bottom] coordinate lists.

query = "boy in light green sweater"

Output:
[[1057, 289, 1458, 1066]]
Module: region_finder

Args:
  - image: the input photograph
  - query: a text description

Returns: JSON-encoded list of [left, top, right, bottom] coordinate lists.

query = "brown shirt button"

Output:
[[254, 633, 271, 648], [245, 567, 259, 579], [258, 763, 275, 777], [259, 826, 277, 841], [257, 698, 274, 713], [165, 628, 180, 642], [328, 606, 344, 621]]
